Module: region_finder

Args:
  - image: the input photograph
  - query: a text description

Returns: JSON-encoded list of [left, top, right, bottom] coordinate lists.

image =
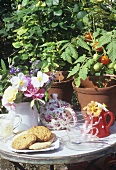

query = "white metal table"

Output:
[[0, 130, 116, 170]]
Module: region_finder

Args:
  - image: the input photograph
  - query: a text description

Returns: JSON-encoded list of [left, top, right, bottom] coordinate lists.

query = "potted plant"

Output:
[[60, 0, 116, 115]]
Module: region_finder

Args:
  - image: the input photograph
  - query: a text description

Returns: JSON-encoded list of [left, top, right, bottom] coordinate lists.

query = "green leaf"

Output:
[[77, 38, 91, 51], [54, 10, 62, 16], [73, 4, 79, 13], [74, 55, 86, 64], [52, 22, 58, 27], [46, 0, 53, 6], [77, 11, 87, 19], [1, 59, 6, 71], [12, 42, 22, 48], [107, 40, 116, 62], [17, 27, 28, 36], [65, 54, 72, 64], [69, 44, 78, 59], [68, 64, 80, 78], [30, 100, 35, 108], [22, 54, 29, 60], [53, 0, 59, 5], [59, 22, 67, 30], [79, 65, 88, 80], [61, 51, 72, 64], [22, 0, 28, 6], [74, 77, 81, 87], [98, 34, 111, 47]]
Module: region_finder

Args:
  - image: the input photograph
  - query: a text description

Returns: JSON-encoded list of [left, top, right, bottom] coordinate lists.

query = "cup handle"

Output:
[[13, 115, 22, 129], [104, 111, 115, 130], [90, 127, 99, 137], [64, 107, 78, 123]]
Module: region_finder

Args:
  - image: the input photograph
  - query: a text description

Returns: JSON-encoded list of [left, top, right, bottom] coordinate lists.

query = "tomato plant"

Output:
[[85, 32, 92, 42], [93, 42, 103, 52], [100, 55, 110, 65]]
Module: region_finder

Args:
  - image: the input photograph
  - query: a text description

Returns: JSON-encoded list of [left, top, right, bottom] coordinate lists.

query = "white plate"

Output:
[[8, 137, 59, 153], [60, 135, 108, 151]]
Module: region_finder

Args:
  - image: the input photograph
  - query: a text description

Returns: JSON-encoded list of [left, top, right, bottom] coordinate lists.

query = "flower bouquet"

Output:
[[2, 71, 55, 111]]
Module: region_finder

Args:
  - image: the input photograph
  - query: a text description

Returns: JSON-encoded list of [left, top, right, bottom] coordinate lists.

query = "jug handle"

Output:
[[64, 107, 77, 122], [104, 111, 115, 130]]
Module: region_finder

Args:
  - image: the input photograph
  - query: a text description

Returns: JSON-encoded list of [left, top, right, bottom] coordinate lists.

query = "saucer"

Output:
[[60, 135, 107, 151]]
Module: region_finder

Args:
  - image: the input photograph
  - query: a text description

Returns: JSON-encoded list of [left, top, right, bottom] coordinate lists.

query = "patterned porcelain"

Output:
[[39, 93, 77, 130]]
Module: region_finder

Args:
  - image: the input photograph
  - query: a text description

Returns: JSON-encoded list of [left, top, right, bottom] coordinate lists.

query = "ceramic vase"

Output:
[[13, 102, 39, 132]]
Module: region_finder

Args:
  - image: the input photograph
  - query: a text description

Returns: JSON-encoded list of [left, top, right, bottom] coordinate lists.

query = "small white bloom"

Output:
[[10, 72, 28, 91], [31, 71, 49, 88]]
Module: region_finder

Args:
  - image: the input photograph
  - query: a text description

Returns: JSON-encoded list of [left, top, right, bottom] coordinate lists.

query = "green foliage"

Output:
[[2, 0, 87, 71], [0, 0, 116, 96], [62, 28, 116, 87]]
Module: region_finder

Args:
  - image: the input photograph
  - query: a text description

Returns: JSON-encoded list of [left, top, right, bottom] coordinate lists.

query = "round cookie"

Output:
[[27, 126, 52, 142], [29, 141, 51, 150], [29, 133, 56, 150], [12, 130, 28, 142], [12, 134, 37, 150], [49, 133, 56, 143]]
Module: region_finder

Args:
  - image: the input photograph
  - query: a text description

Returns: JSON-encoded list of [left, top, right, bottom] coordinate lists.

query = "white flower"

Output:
[[2, 86, 18, 109], [10, 72, 28, 91], [31, 71, 49, 88]]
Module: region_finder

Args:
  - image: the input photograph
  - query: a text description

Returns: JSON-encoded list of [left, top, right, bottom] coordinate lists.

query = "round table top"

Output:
[[0, 130, 116, 165]]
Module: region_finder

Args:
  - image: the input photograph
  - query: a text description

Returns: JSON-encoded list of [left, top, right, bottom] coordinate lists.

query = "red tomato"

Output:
[[85, 33, 92, 42], [93, 42, 103, 52], [100, 55, 110, 65]]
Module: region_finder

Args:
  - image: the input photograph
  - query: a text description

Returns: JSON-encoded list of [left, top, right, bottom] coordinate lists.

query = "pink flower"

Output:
[[24, 82, 45, 100]]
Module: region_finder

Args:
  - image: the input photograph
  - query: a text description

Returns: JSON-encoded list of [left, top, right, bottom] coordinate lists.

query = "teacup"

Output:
[[0, 113, 21, 142], [66, 113, 98, 143]]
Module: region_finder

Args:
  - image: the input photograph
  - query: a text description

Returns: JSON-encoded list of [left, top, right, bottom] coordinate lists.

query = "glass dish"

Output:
[[60, 135, 108, 151]]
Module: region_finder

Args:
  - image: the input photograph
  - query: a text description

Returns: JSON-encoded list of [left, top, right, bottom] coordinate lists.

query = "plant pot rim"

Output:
[[53, 76, 73, 84], [72, 81, 116, 94], [47, 71, 73, 83]]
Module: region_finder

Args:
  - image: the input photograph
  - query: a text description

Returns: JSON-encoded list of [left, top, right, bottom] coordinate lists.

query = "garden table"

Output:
[[0, 130, 116, 170]]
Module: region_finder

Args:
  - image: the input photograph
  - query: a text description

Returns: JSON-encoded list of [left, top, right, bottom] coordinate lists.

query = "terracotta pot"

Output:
[[72, 76, 116, 117], [47, 71, 73, 103]]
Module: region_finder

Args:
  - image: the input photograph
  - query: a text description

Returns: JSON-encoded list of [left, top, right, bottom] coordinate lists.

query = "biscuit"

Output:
[[12, 134, 37, 150], [29, 141, 51, 150], [12, 130, 28, 142], [29, 133, 56, 150], [27, 126, 52, 142], [49, 133, 56, 143]]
